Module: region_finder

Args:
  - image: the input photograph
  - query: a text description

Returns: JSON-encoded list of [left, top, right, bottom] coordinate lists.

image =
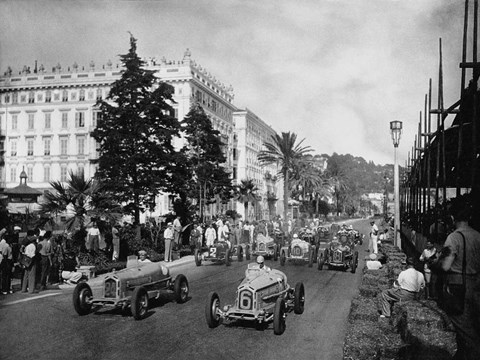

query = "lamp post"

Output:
[[390, 120, 403, 248]]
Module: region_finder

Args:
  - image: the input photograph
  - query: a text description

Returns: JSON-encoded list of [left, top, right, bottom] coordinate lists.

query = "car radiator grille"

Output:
[[333, 250, 343, 262], [292, 246, 302, 257], [104, 278, 118, 298], [238, 289, 254, 310]]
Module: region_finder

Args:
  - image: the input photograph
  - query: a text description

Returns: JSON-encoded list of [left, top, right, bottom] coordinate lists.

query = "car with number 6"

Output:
[[72, 256, 189, 320], [205, 262, 305, 335]]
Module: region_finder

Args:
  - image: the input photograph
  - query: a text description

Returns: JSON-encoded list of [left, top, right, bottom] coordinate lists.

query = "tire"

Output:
[[294, 282, 305, 314], [273, 245, 278, 261], [225, 249, 231, 266], [317, 252, 325, 270], [131, 286, 149, 320], [237, 245, 243, 262], [73, 282, 93, 316], [174, 274, 189, 303], [245, 245, 251, 260], [351, 251, 358, 274], [194, 249, 202, 266], [205, 291, 221, 328], [308, 249, 313, 268], [280, 250, 286, 266], [273, 297, 286, 335]]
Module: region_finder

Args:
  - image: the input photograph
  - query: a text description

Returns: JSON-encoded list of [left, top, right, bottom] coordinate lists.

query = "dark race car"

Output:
[[195, 241, 236, 266], [317, 235, 358, 273]]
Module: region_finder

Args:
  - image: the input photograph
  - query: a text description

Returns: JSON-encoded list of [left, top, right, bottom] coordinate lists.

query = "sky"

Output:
[[0, 0, 468, 166]]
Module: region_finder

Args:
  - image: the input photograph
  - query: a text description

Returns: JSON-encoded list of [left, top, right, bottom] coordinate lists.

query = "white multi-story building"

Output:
[[0, 50, 281, 221], [233, 108, 283, 221]]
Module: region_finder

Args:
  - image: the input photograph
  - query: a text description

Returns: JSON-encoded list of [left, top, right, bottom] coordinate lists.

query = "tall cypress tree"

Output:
[[181, 104, 234, 221], [92, 35, 183, 223]]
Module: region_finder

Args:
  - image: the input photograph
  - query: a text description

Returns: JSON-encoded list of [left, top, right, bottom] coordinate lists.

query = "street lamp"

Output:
[[390, 120, 403, 248]]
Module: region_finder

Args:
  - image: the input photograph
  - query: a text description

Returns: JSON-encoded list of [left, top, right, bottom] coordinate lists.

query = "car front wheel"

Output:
[[174, 274, 189, 303], [273, 297, 286, 335], [73, 282, 93, 316], [280, 250, 286, 266], [294, 282, 305, 314], [205, 291, 221, 328], [194, 249, 202, 266], [131, 286, 149, 320]]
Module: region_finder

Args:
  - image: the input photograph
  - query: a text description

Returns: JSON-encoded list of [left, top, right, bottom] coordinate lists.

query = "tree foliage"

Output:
[[91, 34, 184, 223], [235, 178, 259, 221]]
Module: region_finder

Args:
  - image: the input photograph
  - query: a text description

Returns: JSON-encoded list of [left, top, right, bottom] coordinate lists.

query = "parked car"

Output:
[[205, 263, 305, 335], [252, 233, 278, 260], [72, 256, 189, 320], [279, 235, 315, 267], [317, 236, 358, 273]]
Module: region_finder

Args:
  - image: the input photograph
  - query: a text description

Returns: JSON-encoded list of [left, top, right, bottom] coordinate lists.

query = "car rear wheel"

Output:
[[225, 249, 231, 266], [280, 250, 286, 266], [194, 249, 202, 266], [351, 251, 358, 273], [245, 245, 251, 260], [308, 249, 313, 268], [174, 274, 189, 303], [317, 252, 325, 270], [237, 245, 243, 262], [131, 286, 149, 320], [73, 282, 93, 316], [205, 291, 221, 328], [273, 297, 286, 335], [273, 244, 278, 261], [294, 282, 305, 314]]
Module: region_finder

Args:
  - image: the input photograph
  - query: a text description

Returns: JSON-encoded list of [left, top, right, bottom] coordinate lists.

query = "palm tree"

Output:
[[325, 158, 349, 216], [38, 171, 122, 232], [258, 132, 312, 227], [235, 179, 259, 221]]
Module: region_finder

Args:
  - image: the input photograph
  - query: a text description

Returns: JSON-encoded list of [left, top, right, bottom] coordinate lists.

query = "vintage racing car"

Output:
[[317, 235, 358, 273], [252, 233, 278, 260], [194, 241, 240, 266], [279, 234, 315, 267], [72, 256, 189, 320], [205, 263, 305, 335]]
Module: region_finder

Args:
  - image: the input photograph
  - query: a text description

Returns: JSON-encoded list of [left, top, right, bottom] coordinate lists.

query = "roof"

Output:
[[4, 184, 43, 195]]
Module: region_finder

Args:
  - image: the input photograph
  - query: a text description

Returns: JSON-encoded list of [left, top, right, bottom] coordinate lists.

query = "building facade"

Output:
[[0, 50, 280, 221], [233, 108, 283, 221]]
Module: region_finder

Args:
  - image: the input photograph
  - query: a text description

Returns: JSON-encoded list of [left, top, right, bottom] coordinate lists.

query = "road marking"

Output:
[[3, 292, 62, 305]]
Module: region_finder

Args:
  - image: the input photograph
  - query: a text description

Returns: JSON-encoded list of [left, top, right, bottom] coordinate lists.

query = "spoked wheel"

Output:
[[194, 249, 202, 266], [205, 291, 221, 328], [308, 249, 313, 268], [73, 282, 93, 316], [294, 282, 305, 314], [317, 252, 325, 270], [245, 245, 251, 260], [237, 245, 243, 262], [174, 274, 189, 303], [225, 249, 231, 266], [280, 251, 286, 266], [273, 297, 286, 335], [131, 286, 149, 320], [351, 251, 359, 273]]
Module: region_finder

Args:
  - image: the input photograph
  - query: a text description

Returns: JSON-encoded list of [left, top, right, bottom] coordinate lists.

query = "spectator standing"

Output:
[[38, 231, 52, 291], [87, 222, 100, 253], [21, 237, 38, 293], [369, 220, 379, 254], [205, 223, 216, 247], [189, 222, 202, 251], [50, 236, 65, 285], [112, 225, 120, 261], [419, 240, 437, 299], [164, 222, 174, 262], [0, 232, 13, 294], [221, 221, 230, 245], [215, 217, 224, 241], [434, 196, 480, 360], [234, 223, 242, 247], [379, 257, 425, 318], [173, 216, 182, 247]]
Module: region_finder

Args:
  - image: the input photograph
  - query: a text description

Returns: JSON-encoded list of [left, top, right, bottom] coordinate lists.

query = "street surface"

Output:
[[0, 219, 372, 360]]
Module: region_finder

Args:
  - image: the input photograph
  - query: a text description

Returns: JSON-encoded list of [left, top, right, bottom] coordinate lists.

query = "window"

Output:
[[96, 88, 102, 100], [54, 92, 60, 101], [77, 137, 85, 155], [79, 89, 85, 101], [62, 90, 68, 102], [77, 164, 84, 176], [92, 111, 102, 127], [44, 113, 51, 129], [61, 112, 68, 128], [43, 166, 50, 182], [27, 167, 33, 182], [4, 94, 10, 103], [37, 93, 43, 102], [28, 91, 35, 103], [60, 137, 68, 155], [75, 112, 85, 127], [44, 138, 51, 155], [71, 92, 77, 101], [28, 113, 34, 129], [60, 166, 68, 182], [12, 93, 18, 104], [10, 167, 16, 183], [11, 114, 17, 130], [45, 91, 51, 103], [10, 139, 17, 157], [27, 138, 34, 156]]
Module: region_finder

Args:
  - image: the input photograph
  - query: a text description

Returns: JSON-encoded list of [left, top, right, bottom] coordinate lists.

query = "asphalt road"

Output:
[[0, 219, 373, 360]]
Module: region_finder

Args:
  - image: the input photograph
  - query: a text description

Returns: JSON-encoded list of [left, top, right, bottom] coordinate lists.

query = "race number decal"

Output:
[[238, 290, 253, 310], [104, 279, 117, 298], [210, 247, 217, 256]]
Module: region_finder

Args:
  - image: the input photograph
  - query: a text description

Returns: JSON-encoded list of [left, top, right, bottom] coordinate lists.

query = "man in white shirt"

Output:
[[205, 223, 216, 247], [370, 220, 379, 254], [379, 257, 425, 318], [366, 253, 383, 270]]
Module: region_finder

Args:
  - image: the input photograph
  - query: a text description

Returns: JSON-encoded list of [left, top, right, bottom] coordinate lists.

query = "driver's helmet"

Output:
[[348, 225, 353, 230], [342, 223, 347, 228], [256, 255, 265, 265], [293, 233, 299, 239]]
